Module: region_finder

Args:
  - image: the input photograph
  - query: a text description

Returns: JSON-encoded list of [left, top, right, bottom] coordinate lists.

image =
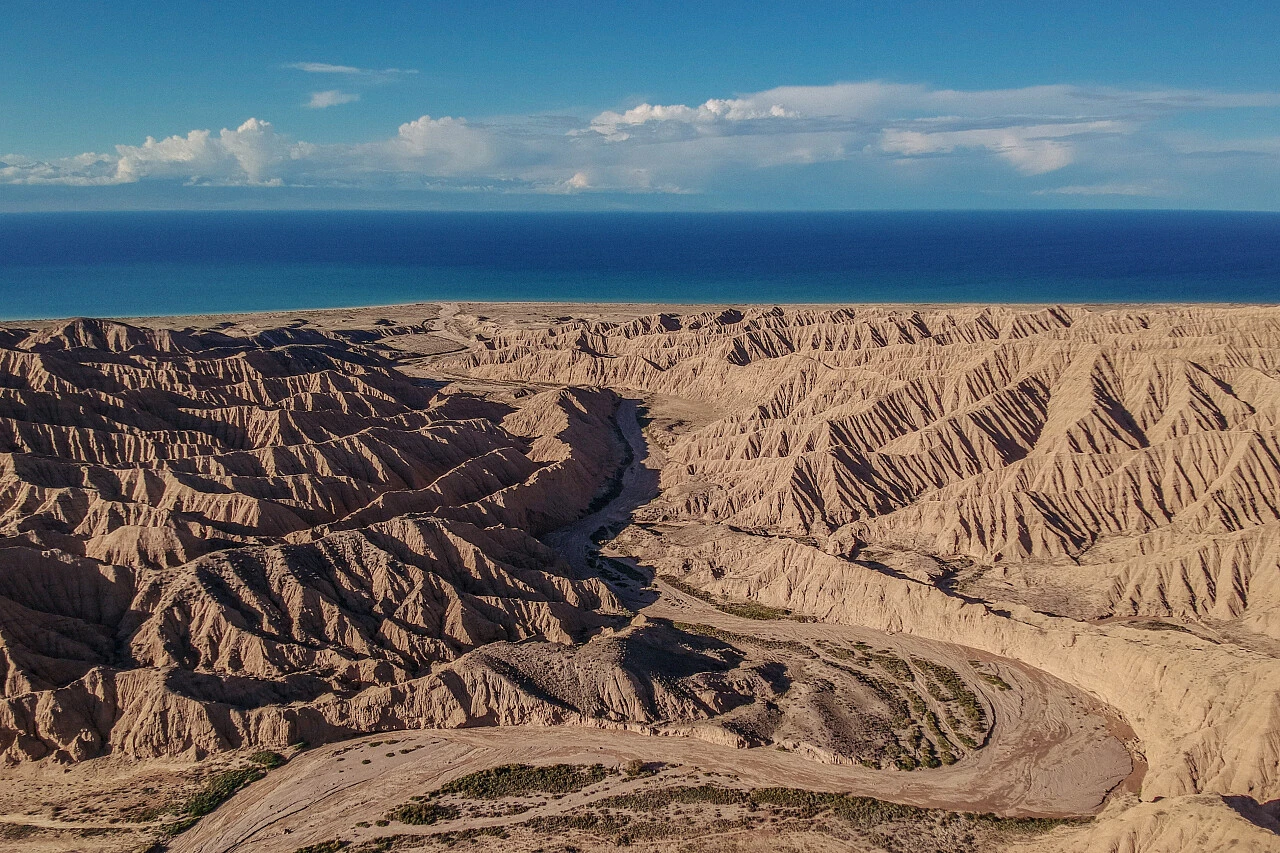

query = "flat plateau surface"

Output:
[[0, 302, 1277, 853]]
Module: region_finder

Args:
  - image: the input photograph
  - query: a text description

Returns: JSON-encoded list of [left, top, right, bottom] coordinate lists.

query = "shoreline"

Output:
[[6, 298, 1279, 328]]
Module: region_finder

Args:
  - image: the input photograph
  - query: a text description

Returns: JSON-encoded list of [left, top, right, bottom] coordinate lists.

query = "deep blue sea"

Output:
[[0, 211, 1277, 319]]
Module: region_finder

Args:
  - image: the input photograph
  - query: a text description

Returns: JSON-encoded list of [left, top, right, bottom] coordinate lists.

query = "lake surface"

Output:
[[0, 210, 1277, 319]]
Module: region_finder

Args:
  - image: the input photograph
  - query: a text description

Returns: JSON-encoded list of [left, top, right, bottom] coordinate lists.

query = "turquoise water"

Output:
[[0, 211, 1277, 319]]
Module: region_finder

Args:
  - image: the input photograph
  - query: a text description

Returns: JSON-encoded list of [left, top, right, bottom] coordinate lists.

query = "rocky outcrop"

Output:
[[454, 305, 1280, 637], [0, 320, 627, 762], [454, 304, 1280, 818], [0, 615, 910, 767], [618, 523, 1280, 803], [5, 305, 1280, 853], [1026, 794, 1280, 853]]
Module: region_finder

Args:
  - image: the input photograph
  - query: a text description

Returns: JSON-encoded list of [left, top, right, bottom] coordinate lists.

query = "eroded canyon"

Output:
[[0, 303, 1277, 853]]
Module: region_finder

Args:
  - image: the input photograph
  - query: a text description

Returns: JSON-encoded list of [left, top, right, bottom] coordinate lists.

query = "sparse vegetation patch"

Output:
[[669, 620, 812, 654], [868, 651, 915, 681], [178, 767, 266, 819], [715, 601, 793, 620], [385, 802, 460, 826], [913, 658, 987, 730], [969, 661, 1013, 691], [294, 775, 1088, 853], [250, 750, 288, 768], [661, 575, 797, 620], [597, 783, 749, 811], [433, 763, 611, 799]]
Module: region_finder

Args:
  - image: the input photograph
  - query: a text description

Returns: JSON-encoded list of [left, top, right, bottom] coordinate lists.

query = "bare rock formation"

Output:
[[617, 523, 1280, 802], [455, 305, 1280, 637], [453, 304, 1280, 840], [0, 319, 628, 762], [1023, 794, 1280, 853], [4, 304, 1279, 853]]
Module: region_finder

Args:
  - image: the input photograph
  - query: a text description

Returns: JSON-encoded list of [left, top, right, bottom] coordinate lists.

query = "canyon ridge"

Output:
[[0, 302, 1277, 853]]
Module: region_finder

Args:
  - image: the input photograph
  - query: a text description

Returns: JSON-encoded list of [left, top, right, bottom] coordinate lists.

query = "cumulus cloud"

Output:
[[3, 80, 1279, 201], [105, 119, 301, 186], [307, 90, 360, 109], [588, 98, 796, 140], [382, 115, 499, 175]]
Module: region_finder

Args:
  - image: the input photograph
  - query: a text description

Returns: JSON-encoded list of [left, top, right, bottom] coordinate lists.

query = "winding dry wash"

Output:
[[1, 303, 1278, 853]]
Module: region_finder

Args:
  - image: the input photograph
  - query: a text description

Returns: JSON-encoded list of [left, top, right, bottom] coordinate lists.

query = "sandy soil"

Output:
[[169, 723, 1115, 853]]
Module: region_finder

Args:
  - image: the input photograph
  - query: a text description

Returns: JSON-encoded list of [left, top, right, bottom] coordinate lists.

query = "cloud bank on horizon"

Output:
[[3, 80, 1280, 205]]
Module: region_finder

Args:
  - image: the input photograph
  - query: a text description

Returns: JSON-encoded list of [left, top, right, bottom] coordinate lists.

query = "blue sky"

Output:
[[4, 1, 1280, 209]]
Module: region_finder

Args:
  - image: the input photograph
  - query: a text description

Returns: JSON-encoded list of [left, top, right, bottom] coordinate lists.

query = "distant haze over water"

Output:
[[0, 211, 1276, 320]]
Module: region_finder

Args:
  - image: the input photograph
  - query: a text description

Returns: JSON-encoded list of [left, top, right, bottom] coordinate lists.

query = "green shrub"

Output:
[[161, 816, 200, 837], [179, 768, 265, 819], [433, 763, 610, 799], [670, 621, 810, 654], [868, 653, 914, 682], [715, 601, 792, 620], [980, 814, 1091, 834], [623, 758, 656, 778], [385, 802, 459, 826], [976, 670, 1013, 691], [249, 750, 288, 768]]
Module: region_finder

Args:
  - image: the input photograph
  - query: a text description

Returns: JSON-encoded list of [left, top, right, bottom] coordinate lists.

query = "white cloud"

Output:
[[880, 121, 1123, 174], [284, 62, 418, 79], [286, 62, 363, 74], [307, 90, 360, 109], [699, 81, 1280, 122], [112, 118, 299, 186], [4, 80, 1279, 201], [384, 115, 498, 174], [0, 152, 120, 186], [288, 63, 413, 114], [589, 99, 796, 140]]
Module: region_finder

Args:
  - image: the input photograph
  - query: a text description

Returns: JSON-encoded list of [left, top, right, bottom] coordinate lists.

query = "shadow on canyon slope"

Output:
[[546, 397, 661, 608], [1223, 796, 1280, 836]]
